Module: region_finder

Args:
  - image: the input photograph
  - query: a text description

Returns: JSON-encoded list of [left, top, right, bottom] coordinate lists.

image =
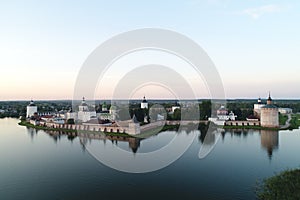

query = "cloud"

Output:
[[238, 4, 288, 19]]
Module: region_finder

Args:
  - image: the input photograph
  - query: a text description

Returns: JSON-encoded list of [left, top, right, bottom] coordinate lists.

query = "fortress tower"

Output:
[[26, 99, 37, 118], [260, 93, 279, 128], [141, 96, 148, 109]]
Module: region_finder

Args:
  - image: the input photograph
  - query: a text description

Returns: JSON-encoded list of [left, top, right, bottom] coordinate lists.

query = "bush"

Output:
[[66, 118, 75, 124], [256, 169, 300, 200]]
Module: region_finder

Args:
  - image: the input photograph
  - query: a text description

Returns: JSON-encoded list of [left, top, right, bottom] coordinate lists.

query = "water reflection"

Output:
[[25, 125, 279, 160], [26, 127, 38, 139], [260, 130, 279, 159]]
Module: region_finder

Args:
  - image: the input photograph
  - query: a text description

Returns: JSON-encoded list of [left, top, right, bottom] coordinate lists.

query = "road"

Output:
[[281, 114, 292, 129]]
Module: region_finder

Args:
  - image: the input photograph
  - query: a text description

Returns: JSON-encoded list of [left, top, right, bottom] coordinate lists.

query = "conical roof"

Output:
[[28, 100, 36, 107], [131, 115, 139, 123], [142, 96, 147, 103]]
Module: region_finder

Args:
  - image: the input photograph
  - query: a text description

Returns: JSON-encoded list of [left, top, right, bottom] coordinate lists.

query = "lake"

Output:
[[1, 118, 300, 200]]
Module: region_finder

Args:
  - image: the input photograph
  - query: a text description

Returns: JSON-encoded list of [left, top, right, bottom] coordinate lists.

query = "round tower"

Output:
[[141, 96, 148, 109], [260, 93, 279, 128], [26, 99, 38, 118]]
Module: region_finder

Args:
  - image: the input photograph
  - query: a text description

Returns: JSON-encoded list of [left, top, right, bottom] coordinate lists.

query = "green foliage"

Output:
[[256, 169, 300, 200], [226, 101, 256, 120], [279, 114, 288, 126], [173, 108, 181, 120], [199, 100, 211, 120], [66, 118, 75, 124], [132, 108, 147, 122], [289, 114, 300, 129]]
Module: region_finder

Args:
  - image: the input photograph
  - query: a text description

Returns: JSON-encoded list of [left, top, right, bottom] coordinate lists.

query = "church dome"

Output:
[[81, 97, 88, 106]]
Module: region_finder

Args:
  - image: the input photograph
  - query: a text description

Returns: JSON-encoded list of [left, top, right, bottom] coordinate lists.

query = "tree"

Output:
[[173, 108, 181, 120], [67, 118, 75, 124], [200, 100, 211, 120]]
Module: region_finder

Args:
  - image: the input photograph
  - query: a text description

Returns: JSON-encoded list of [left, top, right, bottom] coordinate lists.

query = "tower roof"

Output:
[[131, 115, 139, 123], [81, 97, 88, 106], [28, 99, 36, 107], [262, 104, 278, 109], [268, 92, 272, 101], [142, 96, 147, 103], [267, 92, 273, 105]]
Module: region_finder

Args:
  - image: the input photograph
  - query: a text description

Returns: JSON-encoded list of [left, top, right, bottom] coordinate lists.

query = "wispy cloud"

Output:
[[237, 4, 288, 19]]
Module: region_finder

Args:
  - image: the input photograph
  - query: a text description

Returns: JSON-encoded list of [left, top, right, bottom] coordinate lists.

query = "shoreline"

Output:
[[222, 125, 285, 131], [18, 120, 181, 138], [18, 119, 298, 138], [18, 120, 132, 137]]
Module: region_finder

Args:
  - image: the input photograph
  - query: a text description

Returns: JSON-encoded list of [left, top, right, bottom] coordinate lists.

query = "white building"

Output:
[[141, 96, 148, 109], [254, 97, 265, 117], [278, 108, 293, 114], [66, 109, 77, 120], [217, 106, 237, 121], [77, 97, 96, 122], [26, 100, 37, 118], [209, 106, 237, 125]]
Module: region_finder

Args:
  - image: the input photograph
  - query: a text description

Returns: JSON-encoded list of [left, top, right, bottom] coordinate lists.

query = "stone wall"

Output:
[[261, 108, 279, 128], [38, 121, 128, 134], [224, 121, 260, 126]]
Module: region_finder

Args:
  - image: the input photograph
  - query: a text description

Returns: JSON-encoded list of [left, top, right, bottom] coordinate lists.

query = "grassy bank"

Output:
[[223, 125, 281, 131], [289, 114, 300, 130], [279, 114, 288, 126], [256, 169, 300, 200]]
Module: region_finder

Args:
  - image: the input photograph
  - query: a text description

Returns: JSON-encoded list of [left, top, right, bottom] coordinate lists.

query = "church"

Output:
[[77, 97, 97, 122]]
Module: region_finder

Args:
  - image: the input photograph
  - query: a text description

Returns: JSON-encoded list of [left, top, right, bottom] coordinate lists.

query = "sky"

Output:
[[0, 0, 299, 100]]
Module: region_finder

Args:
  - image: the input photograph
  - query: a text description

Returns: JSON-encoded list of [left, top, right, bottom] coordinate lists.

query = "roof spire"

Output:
[[267, 92, 272, 104], [131, 114, 139, 123]]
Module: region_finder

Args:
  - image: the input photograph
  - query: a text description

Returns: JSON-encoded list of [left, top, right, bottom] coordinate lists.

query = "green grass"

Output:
[[136, 124, 180, 139], [256, 169, 300, 200], [289, 114, 300, 130], [279, 114, 288, 126], [223, 125, 280, 131]]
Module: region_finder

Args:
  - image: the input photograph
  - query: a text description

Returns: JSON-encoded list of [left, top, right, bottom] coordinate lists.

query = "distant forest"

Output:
[[1, 99, 300, 120]]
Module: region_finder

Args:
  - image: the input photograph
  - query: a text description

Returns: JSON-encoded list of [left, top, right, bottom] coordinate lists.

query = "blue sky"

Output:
[[0, 0, 299, 100]]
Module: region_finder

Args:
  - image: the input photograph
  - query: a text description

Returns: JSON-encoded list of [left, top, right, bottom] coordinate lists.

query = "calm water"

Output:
[[1, 118, 300, 200]]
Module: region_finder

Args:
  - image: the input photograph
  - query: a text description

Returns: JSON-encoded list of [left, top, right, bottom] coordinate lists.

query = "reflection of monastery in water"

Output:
[[260, 130, 279, 159], [43, 130, 142, 153]]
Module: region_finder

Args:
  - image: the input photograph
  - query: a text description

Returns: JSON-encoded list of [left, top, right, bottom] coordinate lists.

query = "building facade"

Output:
[[77, 97, 97, 122], [254, 98, 265, 118]]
